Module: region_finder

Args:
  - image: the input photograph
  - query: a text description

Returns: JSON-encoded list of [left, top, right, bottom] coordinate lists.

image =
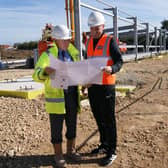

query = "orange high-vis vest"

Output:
[[86, 34, 116, 85]]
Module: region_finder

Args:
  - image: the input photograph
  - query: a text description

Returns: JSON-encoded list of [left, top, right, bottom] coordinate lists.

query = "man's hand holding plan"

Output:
[[50, 55, 108, 89]]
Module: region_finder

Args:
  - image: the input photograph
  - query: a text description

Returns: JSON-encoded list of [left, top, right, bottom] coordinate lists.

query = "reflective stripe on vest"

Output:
[[45, 98, 64, 103], [86, 34, 116, 85], [36, 67, 45, 81]]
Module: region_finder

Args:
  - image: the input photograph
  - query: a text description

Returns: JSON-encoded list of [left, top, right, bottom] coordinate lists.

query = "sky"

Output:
[[0, 0, 167, 45]]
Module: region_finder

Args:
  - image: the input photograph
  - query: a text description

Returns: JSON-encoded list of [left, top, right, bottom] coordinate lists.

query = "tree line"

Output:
[[13, 41, 38, 50]]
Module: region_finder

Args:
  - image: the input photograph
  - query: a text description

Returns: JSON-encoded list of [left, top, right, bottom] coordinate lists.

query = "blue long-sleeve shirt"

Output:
[[58, 49, 72, 62]]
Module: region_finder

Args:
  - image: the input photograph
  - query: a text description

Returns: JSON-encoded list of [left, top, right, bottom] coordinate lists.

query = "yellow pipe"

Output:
[[69, 0, 75, 41]]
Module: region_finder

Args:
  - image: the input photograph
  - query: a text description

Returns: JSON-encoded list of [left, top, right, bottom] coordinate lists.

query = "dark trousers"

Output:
[[88, 84, 117, 154], [49, 86, 78, 144]]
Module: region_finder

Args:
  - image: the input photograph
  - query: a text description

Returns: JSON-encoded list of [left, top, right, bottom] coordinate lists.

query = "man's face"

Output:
[[55, 39, 70, 50], [90, 24, 104, 39]]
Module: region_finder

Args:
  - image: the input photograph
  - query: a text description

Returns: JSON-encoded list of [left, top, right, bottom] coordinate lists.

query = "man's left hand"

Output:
[[101, 66, 112, 74]]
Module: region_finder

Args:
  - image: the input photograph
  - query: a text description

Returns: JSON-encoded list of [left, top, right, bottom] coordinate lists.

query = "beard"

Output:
[[91, 31, 102, 39]]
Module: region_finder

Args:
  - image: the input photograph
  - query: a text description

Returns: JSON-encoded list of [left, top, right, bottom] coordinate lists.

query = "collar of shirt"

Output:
[[58, 49, 72, 62]]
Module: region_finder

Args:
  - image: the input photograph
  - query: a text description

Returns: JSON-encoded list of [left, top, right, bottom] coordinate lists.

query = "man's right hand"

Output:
[[44, 67, 56, 75]]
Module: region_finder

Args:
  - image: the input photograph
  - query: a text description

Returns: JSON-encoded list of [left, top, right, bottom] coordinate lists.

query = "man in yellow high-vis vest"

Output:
[[33, 25, 80, 168]]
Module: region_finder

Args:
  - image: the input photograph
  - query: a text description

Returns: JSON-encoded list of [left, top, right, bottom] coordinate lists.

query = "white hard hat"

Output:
[[88, 11, 105, 27], [52, 25, 71, 40]]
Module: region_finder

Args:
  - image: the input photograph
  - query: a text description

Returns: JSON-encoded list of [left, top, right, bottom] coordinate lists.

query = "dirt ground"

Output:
[[0, 54, 168, 168], [1, 49, 33, 60]]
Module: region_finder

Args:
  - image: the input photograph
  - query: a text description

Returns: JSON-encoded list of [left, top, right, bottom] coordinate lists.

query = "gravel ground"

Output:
[[0, 54, 168, 168]]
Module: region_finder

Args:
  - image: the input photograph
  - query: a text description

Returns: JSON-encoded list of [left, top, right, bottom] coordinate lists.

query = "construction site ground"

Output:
[[0, 53, 168, 168], [1, 49, 33, 60]]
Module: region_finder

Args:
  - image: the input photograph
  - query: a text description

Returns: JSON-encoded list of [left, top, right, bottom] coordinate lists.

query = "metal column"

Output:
[[159, 29, 162, 51], [127, 17, 138, 60], [74, 0, 82, 60], [113, 7, 118, 40], [142, 23, 149, 52], [104, 6, 118, 40], [163, 30, 166, 51], [146, 23, 149, 52], [134, 17, 138, 60], [154, 27, 157, 52]]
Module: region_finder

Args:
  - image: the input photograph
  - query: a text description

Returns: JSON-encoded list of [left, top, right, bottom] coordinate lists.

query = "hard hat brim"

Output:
[[52, 36, 72, 40], [88, 23, 104, 27]]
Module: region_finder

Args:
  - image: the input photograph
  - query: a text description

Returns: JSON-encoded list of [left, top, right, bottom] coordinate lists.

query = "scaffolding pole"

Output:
[[154, 27, 157, 52], [113, 7, 118, 40], [142, 23, 149, 52], [159, 29, 162, 51], [74, 0, 82, 60]]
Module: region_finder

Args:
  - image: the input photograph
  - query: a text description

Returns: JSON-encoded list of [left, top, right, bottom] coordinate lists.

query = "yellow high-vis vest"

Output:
[[32, 43, 80, 114]]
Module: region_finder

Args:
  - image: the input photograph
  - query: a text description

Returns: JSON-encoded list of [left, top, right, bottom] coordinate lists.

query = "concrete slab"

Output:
[[0, 75, 136, 99], [116, 85, 136, 93], [0, 76, 44, 99]]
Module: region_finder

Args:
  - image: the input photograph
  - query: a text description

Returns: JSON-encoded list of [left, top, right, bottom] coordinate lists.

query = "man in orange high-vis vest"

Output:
[[85, 11, 123, 167]]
